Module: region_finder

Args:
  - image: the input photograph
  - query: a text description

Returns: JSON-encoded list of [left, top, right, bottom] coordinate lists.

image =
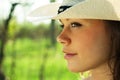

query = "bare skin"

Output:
[[57, 19, 113, 80]]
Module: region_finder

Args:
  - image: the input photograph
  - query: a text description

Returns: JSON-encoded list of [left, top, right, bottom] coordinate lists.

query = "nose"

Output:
[[57, 30, 71, 46]]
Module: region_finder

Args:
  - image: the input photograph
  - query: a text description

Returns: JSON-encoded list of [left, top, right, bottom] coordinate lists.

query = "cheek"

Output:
[[75, 26, 110, 50], [75, 29, 103, 61], [74, 28, 102, 49], [76, 28, 110, 56], [71, 27, 111, 70]]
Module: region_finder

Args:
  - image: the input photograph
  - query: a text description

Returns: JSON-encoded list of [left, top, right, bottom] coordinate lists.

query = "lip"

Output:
[[63, 51, 77, 59]]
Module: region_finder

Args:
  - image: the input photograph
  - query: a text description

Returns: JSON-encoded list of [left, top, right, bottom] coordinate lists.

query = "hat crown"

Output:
[[28, 0, 120, 21], [62, 0, 85, 6]]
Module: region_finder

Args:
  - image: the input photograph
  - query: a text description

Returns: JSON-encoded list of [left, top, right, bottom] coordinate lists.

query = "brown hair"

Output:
[[105, 20, 120, 80]]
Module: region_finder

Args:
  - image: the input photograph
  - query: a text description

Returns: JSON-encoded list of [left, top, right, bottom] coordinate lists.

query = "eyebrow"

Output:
[[66, 19, 70, 21]]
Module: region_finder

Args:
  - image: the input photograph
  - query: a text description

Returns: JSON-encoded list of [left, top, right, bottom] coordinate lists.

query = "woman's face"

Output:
[[57, 19, 111, 72]]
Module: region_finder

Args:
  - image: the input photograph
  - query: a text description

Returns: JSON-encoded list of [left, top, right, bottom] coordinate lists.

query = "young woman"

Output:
[[28, 0, 120, 80], [57, 19, 120, 80]]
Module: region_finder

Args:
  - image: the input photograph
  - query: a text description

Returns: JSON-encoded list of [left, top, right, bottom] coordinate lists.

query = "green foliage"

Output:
[[50, 0, 56, 2], [0, 20, 3, 26], [3, 38, 80, 80], [8, 20, 59, 40], [8, 18, 18, 39], [0, 20, 4, 39]]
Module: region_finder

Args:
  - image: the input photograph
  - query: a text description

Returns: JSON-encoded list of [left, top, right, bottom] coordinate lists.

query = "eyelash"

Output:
[[60, 22, 82, 30], [70, 22, 82, 28]]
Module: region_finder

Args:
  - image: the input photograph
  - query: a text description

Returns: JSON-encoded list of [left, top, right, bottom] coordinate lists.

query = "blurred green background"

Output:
[[0, 0, 89, 80]]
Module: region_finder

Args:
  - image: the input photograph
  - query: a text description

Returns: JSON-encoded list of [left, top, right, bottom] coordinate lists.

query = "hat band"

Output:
[[58, 6, 71, 14]]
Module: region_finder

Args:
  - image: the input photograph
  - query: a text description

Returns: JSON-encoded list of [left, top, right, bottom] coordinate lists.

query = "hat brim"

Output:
[[27, 2, 61, 21]]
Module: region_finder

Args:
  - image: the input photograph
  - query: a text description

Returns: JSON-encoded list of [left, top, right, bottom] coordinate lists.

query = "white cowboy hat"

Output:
[[28, 0, 120, 21]]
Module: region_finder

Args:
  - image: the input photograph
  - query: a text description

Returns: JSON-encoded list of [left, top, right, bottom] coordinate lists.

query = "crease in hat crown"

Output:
[[57, 0, 85, 14]]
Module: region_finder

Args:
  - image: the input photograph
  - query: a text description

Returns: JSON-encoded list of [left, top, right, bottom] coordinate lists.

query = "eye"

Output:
[[70, 22, 82, 28]]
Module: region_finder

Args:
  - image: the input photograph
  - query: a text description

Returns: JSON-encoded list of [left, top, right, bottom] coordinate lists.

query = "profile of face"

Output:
[[57, 19, 112, 72]]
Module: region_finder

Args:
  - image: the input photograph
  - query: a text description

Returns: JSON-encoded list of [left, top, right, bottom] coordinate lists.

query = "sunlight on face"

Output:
[[57, 19, 111, 72]]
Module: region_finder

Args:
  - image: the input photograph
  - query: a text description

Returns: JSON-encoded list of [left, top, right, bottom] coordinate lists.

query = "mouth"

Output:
[[63, 51, 77, 59]]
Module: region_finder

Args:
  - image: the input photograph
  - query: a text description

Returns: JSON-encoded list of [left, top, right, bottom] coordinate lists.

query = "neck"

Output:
[[90, 62, 113, 80]]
